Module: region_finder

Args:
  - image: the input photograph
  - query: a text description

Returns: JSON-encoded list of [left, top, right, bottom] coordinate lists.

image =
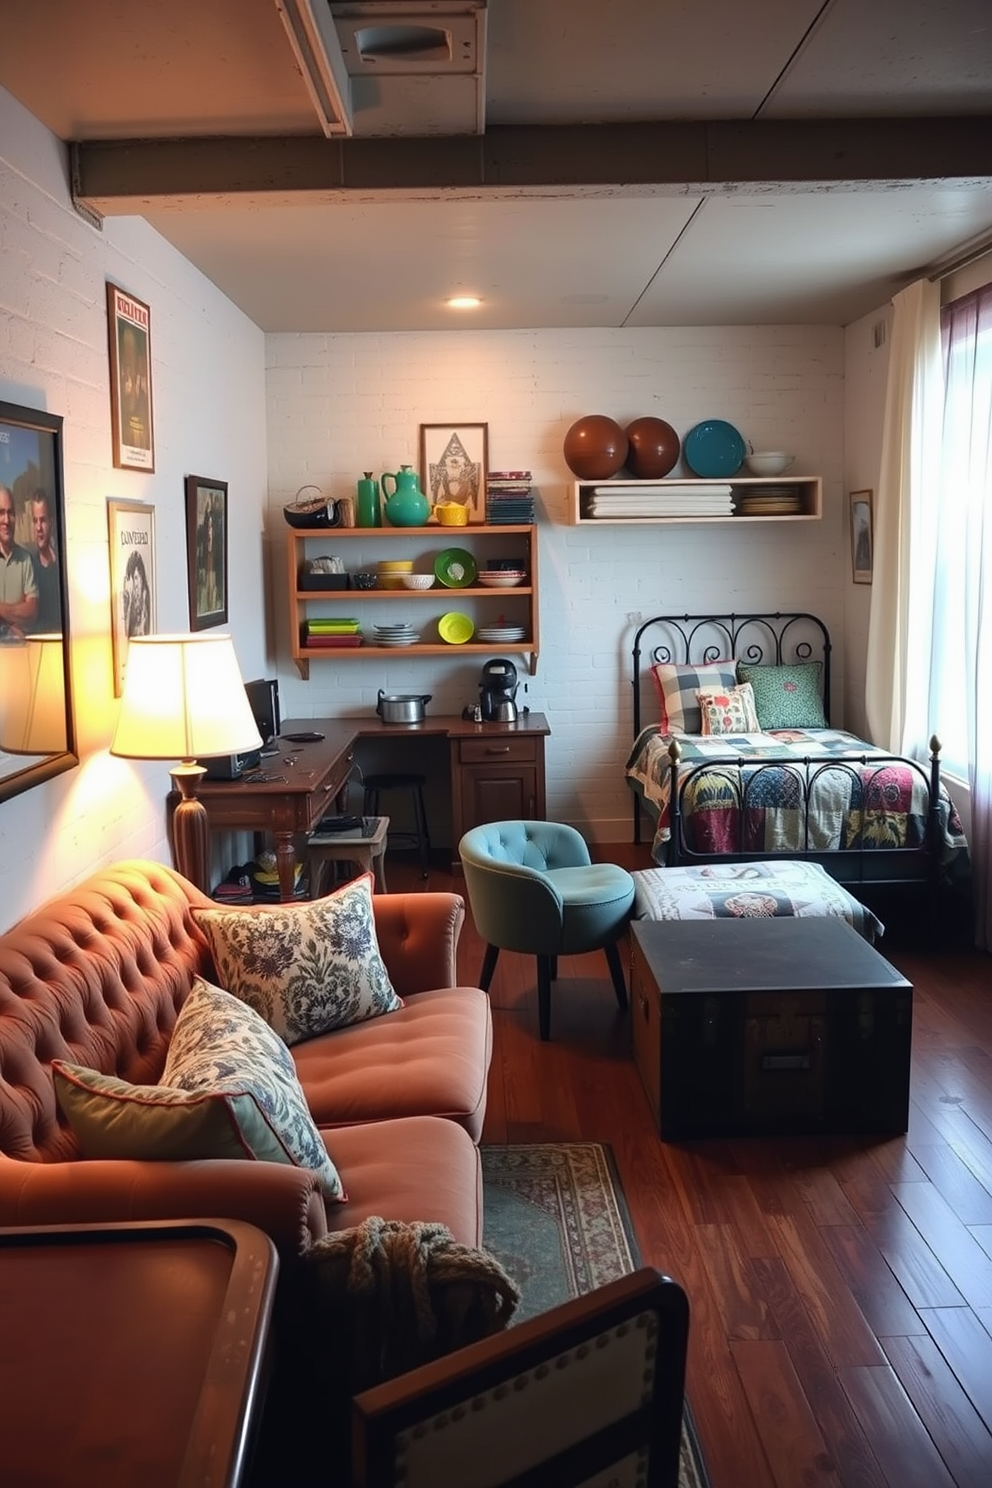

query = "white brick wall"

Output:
[[0, 85, 269, 929], [266, 326, 847, 842]]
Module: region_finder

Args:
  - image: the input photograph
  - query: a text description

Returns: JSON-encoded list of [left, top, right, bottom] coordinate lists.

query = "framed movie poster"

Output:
[[185, 474, 228, 631], [106, 282, 155, 472], [420, 422, 488, 515], [107, 498, 156, 696]]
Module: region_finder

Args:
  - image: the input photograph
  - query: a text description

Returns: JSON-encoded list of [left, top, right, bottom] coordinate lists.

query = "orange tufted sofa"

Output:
[[0, 859, 490, 1252]]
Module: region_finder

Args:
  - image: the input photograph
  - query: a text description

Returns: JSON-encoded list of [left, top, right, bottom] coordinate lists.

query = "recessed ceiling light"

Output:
[[447, 295, 481, 310]]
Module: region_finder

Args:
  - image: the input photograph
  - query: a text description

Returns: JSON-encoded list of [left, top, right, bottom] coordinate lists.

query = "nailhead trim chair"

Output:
[[458, 820, 636, 1041]]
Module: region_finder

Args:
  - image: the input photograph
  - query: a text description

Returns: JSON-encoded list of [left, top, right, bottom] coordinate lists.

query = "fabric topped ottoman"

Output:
[[630, 860, 883, 942]]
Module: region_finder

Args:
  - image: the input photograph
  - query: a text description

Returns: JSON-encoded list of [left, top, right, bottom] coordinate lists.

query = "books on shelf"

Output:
[[587, 483, 734, 518], [487, 470, 535, 523]]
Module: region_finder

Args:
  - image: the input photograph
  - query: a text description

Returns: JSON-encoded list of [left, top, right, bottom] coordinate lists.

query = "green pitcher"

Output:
[[380, 465, 430, 527]]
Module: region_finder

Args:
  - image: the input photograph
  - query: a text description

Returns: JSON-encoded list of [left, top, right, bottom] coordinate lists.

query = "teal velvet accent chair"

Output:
[[458, 820, 636, 1041]]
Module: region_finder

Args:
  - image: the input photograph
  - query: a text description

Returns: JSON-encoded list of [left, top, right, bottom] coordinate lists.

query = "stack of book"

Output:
[[303, 617, 363, 648], [587, 483, 735, 519], [486, 471, 535, 524]]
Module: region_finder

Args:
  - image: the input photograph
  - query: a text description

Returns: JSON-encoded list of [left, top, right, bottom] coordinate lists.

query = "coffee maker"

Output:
[[478, 658, 519, 723]]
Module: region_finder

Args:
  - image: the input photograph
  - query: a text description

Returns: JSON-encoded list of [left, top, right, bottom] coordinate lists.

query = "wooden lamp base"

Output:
[[170, 761, 209, 892]]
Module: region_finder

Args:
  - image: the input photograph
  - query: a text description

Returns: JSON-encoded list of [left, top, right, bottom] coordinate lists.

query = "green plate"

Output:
[[438, 611, 475, 644], [435, 547, 477, 588]]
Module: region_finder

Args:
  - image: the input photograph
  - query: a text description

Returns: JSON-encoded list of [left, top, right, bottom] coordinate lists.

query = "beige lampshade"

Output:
[[0, 634, 68, 755], [110, 633, 262, 762]]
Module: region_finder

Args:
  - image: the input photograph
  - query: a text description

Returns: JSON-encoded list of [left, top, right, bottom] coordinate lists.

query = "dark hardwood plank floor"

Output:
[[386, 845, 991, 1488]]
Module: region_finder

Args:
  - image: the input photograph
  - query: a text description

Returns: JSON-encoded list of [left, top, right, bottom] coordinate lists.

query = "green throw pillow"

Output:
[[53, 977, 345, 1200], [736, 662, 827, 730], [192, 872, 401, 1047]]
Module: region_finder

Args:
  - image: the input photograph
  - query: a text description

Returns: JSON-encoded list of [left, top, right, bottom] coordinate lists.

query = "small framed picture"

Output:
[[106, 282, 155, 472], [185, 475, 228, 631], [849, 489, 874, 584], [107, 498, 156, 696], [420, 422, 488, 515]]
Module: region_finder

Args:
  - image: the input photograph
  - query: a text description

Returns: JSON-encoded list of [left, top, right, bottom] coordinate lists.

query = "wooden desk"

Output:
[[0, 1218, 277, 1488], [183, 712, 550, 898]]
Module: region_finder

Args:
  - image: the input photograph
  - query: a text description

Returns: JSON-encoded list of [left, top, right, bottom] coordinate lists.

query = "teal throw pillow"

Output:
[[736, 662, 827, 730]]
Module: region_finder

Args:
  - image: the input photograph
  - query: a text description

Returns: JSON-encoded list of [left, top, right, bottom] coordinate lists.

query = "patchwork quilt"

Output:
[[630, 861, 884, 942], [625, 727, 968, 871]]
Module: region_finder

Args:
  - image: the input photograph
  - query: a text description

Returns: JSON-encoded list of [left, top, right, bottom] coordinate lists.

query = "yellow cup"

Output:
[[435, 502, 470, 526]]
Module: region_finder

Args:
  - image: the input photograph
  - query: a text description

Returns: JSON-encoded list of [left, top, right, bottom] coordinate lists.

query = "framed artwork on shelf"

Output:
[[185, 475, 228, 631], [107, 498, 156, 696], [106, 282, 155, 472], [0, 398, 77, 805], [849, 489, 874, 584], [420, 421, 488, 515]]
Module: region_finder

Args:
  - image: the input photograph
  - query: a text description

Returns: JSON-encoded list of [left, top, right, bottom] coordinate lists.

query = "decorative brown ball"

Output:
[[562, 415, 629, 480], [624, 417, 681, 479]]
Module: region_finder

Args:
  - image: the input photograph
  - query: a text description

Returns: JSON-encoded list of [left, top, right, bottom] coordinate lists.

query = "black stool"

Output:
[[362, 773, 430, 878]]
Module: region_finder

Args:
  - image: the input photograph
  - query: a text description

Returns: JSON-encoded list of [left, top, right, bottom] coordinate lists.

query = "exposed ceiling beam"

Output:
[[72, 117, 992, 215]]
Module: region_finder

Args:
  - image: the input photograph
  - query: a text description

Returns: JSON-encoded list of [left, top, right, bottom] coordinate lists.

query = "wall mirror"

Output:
[[0, 398, 77, 804]]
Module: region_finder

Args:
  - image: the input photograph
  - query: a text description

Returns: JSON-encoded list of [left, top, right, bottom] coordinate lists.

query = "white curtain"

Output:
[[934, 286, 992, 950], [865, 279, 944, 752], [869, 278, 992, 949]]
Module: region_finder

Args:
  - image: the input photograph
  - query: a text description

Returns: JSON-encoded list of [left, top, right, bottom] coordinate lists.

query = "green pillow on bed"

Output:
[[736, 662, 827, 730]]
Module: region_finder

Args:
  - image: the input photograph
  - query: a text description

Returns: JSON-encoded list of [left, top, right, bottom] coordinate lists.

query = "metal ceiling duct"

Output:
[[275, 1, 487, 137]]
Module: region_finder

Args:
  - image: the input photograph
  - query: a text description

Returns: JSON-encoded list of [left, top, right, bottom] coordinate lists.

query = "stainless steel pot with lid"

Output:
[[376, 691, 432, 724]]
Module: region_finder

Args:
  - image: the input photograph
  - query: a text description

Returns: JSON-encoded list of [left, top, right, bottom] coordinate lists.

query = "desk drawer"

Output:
[[457, 737, 537, 765]]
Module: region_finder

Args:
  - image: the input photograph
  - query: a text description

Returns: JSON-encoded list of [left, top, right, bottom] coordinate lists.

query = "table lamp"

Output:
[[110, 633, 261, 892], [0, 634, 68, 755]]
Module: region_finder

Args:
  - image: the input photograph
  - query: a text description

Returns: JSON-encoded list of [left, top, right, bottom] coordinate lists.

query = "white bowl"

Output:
[[400, 573, 436, 590], [745, 451, 794, 477]]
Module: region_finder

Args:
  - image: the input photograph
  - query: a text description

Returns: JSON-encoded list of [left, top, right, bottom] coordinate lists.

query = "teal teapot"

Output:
[[380, 465, 430, 527]]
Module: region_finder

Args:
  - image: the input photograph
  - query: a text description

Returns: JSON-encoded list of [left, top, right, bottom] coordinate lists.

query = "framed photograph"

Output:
[[106, 282, 155, 472], [0, 398, 77, 803], [849, 489, 874, 584], [420, 422, 488, 515], [185, 475, 228, 631], [107, 499, 156, 696]]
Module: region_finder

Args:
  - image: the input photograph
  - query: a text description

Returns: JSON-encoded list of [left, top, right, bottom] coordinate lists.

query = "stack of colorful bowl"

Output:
[[376, 559, 414, 590]]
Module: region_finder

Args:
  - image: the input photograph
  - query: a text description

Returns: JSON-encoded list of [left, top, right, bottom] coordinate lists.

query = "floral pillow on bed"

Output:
[[650, 660, 738, 735], [697, 681, 760, 735]]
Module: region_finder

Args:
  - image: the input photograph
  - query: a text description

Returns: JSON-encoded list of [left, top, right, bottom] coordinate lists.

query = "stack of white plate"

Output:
[[477, 625, 527, 643], [373, 623, 419, 647]]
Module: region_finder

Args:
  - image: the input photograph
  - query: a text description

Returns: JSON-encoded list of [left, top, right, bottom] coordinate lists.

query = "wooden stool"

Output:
[[307, 815, 389, 897]]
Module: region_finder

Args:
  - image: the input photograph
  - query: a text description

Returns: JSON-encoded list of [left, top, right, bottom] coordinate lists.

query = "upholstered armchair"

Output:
[[458, 820, 636, 1040]]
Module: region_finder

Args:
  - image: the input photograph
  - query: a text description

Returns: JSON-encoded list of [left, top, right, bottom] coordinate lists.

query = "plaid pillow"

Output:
[[698, 681, 760, 735], [650, 660, 738, 735]]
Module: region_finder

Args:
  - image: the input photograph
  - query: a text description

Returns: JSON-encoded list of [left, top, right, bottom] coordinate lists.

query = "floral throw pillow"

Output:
[[53, 979, 345, 1200], [192, 872, 401, 1046], [736, 662, 827, 730], [649, 660, 738, 735], [161, 976, 344, 1199], [697, 681, 761, 735]]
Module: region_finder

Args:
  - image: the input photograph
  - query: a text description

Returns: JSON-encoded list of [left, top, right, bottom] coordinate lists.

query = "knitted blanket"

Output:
[[305, 1216, 521, 1395]]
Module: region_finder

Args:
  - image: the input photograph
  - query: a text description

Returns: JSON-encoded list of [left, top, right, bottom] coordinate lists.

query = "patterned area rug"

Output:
[[482, 1142, 711, 1488]]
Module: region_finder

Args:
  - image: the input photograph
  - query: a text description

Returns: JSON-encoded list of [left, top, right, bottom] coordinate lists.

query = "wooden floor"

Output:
[[386, 844, 992, 1488]]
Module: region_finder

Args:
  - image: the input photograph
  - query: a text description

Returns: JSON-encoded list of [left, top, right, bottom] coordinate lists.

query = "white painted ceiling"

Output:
[[2, 0, 991, 332]]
